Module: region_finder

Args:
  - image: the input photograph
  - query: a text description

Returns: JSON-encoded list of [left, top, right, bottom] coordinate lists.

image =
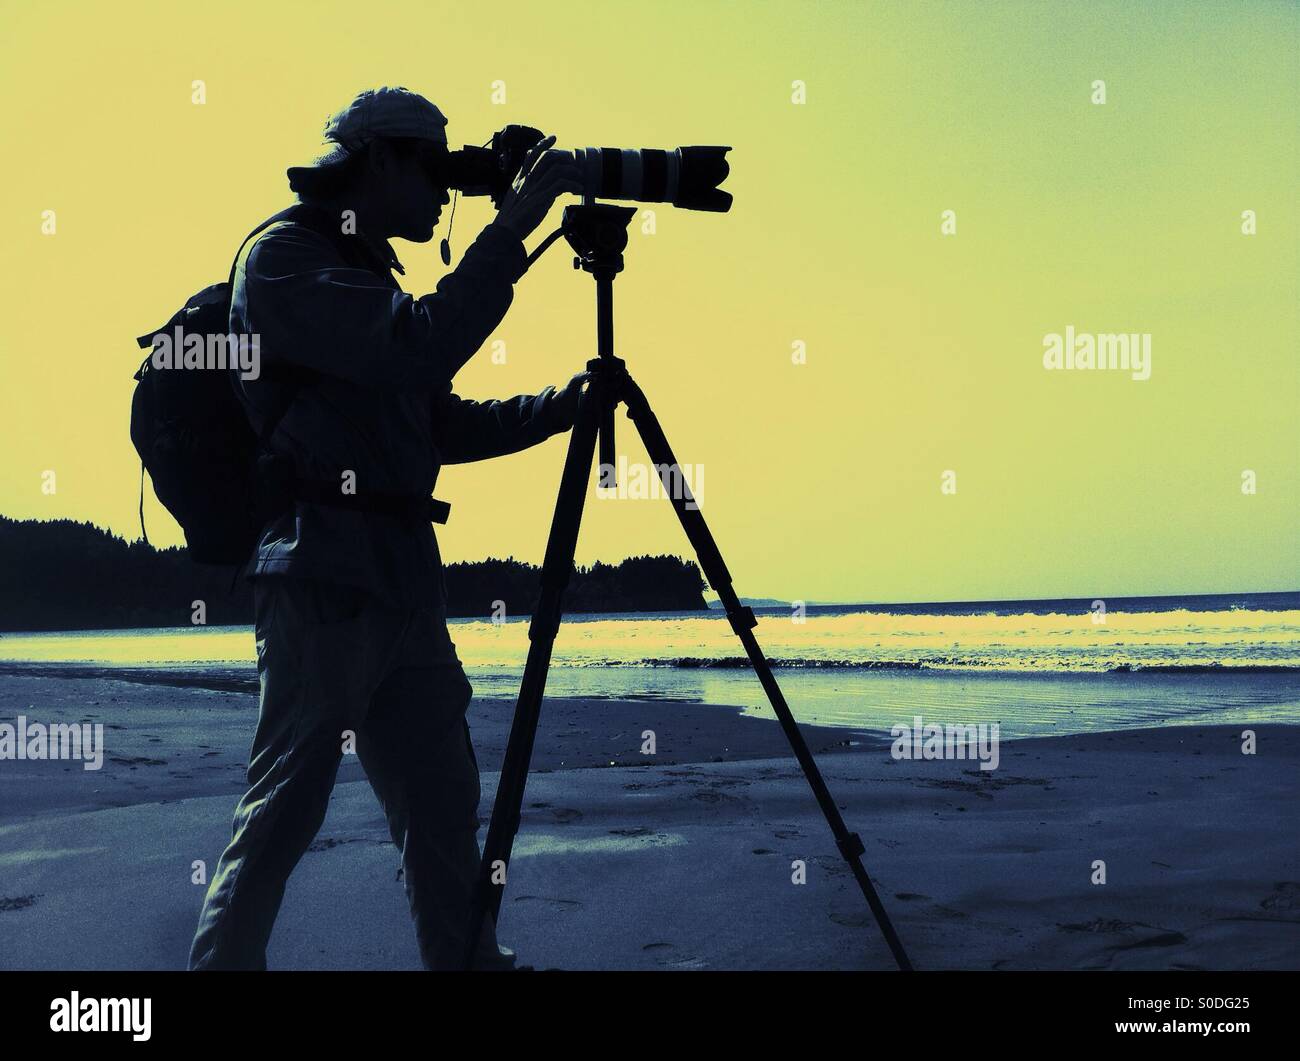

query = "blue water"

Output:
[[1, 591, 1296, 739]]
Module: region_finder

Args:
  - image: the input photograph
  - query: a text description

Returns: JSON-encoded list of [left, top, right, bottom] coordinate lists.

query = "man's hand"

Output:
[[493, 135, 583, 242], [547, 371, 589, 432]]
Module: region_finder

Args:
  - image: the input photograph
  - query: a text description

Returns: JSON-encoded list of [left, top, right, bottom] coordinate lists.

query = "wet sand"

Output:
[[0, 672, 1296, 970]]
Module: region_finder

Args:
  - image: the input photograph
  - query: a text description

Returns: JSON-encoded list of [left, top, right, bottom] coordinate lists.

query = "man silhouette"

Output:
[[188, 87, 583, 970]]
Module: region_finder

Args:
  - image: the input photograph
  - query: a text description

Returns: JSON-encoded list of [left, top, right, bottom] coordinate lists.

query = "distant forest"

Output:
[[0, 517, 708, 632]]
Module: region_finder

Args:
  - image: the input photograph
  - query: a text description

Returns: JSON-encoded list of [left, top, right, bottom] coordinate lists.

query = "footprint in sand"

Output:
[[524, 801, 582, 823], [1260, 881, 1300, 914], [547, 807, 583, 824], [811, 854, 851, 877], [641, 942, 708, 969], [513, 895, 582, 910], [307, 836, 388, 853], [1060, 917, 1148, 934], [1059, 918, 1188, 950], [690, 789, 740, 805], [1109, 931, 1188, 951]]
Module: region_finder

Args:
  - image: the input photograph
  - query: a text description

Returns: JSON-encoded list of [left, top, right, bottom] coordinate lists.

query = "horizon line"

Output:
[[6, 515, 1296, 610]]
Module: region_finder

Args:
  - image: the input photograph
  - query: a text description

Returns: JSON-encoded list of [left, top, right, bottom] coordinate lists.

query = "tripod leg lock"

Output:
[[725, 605, 758, 635], [837, 832, 866, 860], [530, 613, 561, 643], [529, 598, 564, 643]]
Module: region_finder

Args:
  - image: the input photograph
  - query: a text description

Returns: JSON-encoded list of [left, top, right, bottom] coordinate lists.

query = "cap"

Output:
[[287, 86, 448, 178]]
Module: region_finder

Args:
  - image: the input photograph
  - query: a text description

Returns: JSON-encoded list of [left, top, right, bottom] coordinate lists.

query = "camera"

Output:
[[445, 125, 732, 213]]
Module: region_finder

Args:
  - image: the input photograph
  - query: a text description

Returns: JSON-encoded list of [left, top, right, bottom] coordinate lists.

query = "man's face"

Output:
[[376, 139, 451, 242]]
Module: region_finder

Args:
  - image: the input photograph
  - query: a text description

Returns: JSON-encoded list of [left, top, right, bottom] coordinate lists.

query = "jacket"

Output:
[[229, 209, 564, 607]]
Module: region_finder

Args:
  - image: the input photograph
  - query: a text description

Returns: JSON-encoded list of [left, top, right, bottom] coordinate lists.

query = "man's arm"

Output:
[[431, 387, 563, 464], [238, 221, 527, 390], [432, 372, 586, 463]]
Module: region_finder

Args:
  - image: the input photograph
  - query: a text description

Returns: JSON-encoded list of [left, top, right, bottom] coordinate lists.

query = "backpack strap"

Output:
[[229, 202, 366, 286], [224, 207, 298, 292], [229, 203, 364, 445]]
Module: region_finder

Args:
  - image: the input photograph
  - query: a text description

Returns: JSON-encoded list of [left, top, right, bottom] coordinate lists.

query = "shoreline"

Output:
[[3, 659, 1299, 695], [2, 585, 1298, 641], [1, 670, 1299, 826]]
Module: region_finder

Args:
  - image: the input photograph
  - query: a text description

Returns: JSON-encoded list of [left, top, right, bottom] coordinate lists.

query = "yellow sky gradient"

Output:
[[0, 0, 1295, 603]]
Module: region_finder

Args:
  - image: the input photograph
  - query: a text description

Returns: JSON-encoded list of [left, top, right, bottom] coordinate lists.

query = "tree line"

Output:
[[0, 517, 708, 632]]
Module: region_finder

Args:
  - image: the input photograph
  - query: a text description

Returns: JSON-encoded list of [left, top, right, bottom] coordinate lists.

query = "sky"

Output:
[[0, 0, 1296, 604]]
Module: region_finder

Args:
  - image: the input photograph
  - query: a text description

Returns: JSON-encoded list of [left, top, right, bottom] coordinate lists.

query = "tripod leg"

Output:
[[462, 374, 606, 969], [620, 378, 914, 971]]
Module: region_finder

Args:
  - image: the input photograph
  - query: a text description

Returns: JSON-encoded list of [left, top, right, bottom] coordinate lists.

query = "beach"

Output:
[[1, 669, 1296, 971]]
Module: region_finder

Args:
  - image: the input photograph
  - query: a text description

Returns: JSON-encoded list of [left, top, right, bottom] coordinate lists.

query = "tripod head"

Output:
[[561, 203, 638, 278]]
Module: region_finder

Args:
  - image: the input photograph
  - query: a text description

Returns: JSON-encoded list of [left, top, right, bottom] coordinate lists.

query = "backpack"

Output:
[[129, 205, 342, 564]]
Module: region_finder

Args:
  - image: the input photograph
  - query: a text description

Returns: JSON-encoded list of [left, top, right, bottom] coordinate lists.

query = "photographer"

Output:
[[188, 86, 582, 971]]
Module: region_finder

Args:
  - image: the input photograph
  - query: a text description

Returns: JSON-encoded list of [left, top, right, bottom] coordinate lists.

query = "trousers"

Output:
[[188, 575, 509, 970]]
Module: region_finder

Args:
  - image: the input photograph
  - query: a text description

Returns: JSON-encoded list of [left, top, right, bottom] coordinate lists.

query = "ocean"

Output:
[[2, 591, 1297, 739]]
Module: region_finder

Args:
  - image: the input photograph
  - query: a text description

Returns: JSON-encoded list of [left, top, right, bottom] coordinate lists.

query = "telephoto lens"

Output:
[[446, 128, 732, 213], [566, 146, 732, 212]]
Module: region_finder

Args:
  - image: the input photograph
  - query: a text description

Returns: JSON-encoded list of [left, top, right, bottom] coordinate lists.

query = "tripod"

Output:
[[463, 204, 913, 971]]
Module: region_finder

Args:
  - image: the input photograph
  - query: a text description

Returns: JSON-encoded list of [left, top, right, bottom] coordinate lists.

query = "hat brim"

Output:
[[286, 141, 356, 181]]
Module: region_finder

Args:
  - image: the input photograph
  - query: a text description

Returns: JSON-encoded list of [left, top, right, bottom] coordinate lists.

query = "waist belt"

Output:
[[290, 478, 451, 525]]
